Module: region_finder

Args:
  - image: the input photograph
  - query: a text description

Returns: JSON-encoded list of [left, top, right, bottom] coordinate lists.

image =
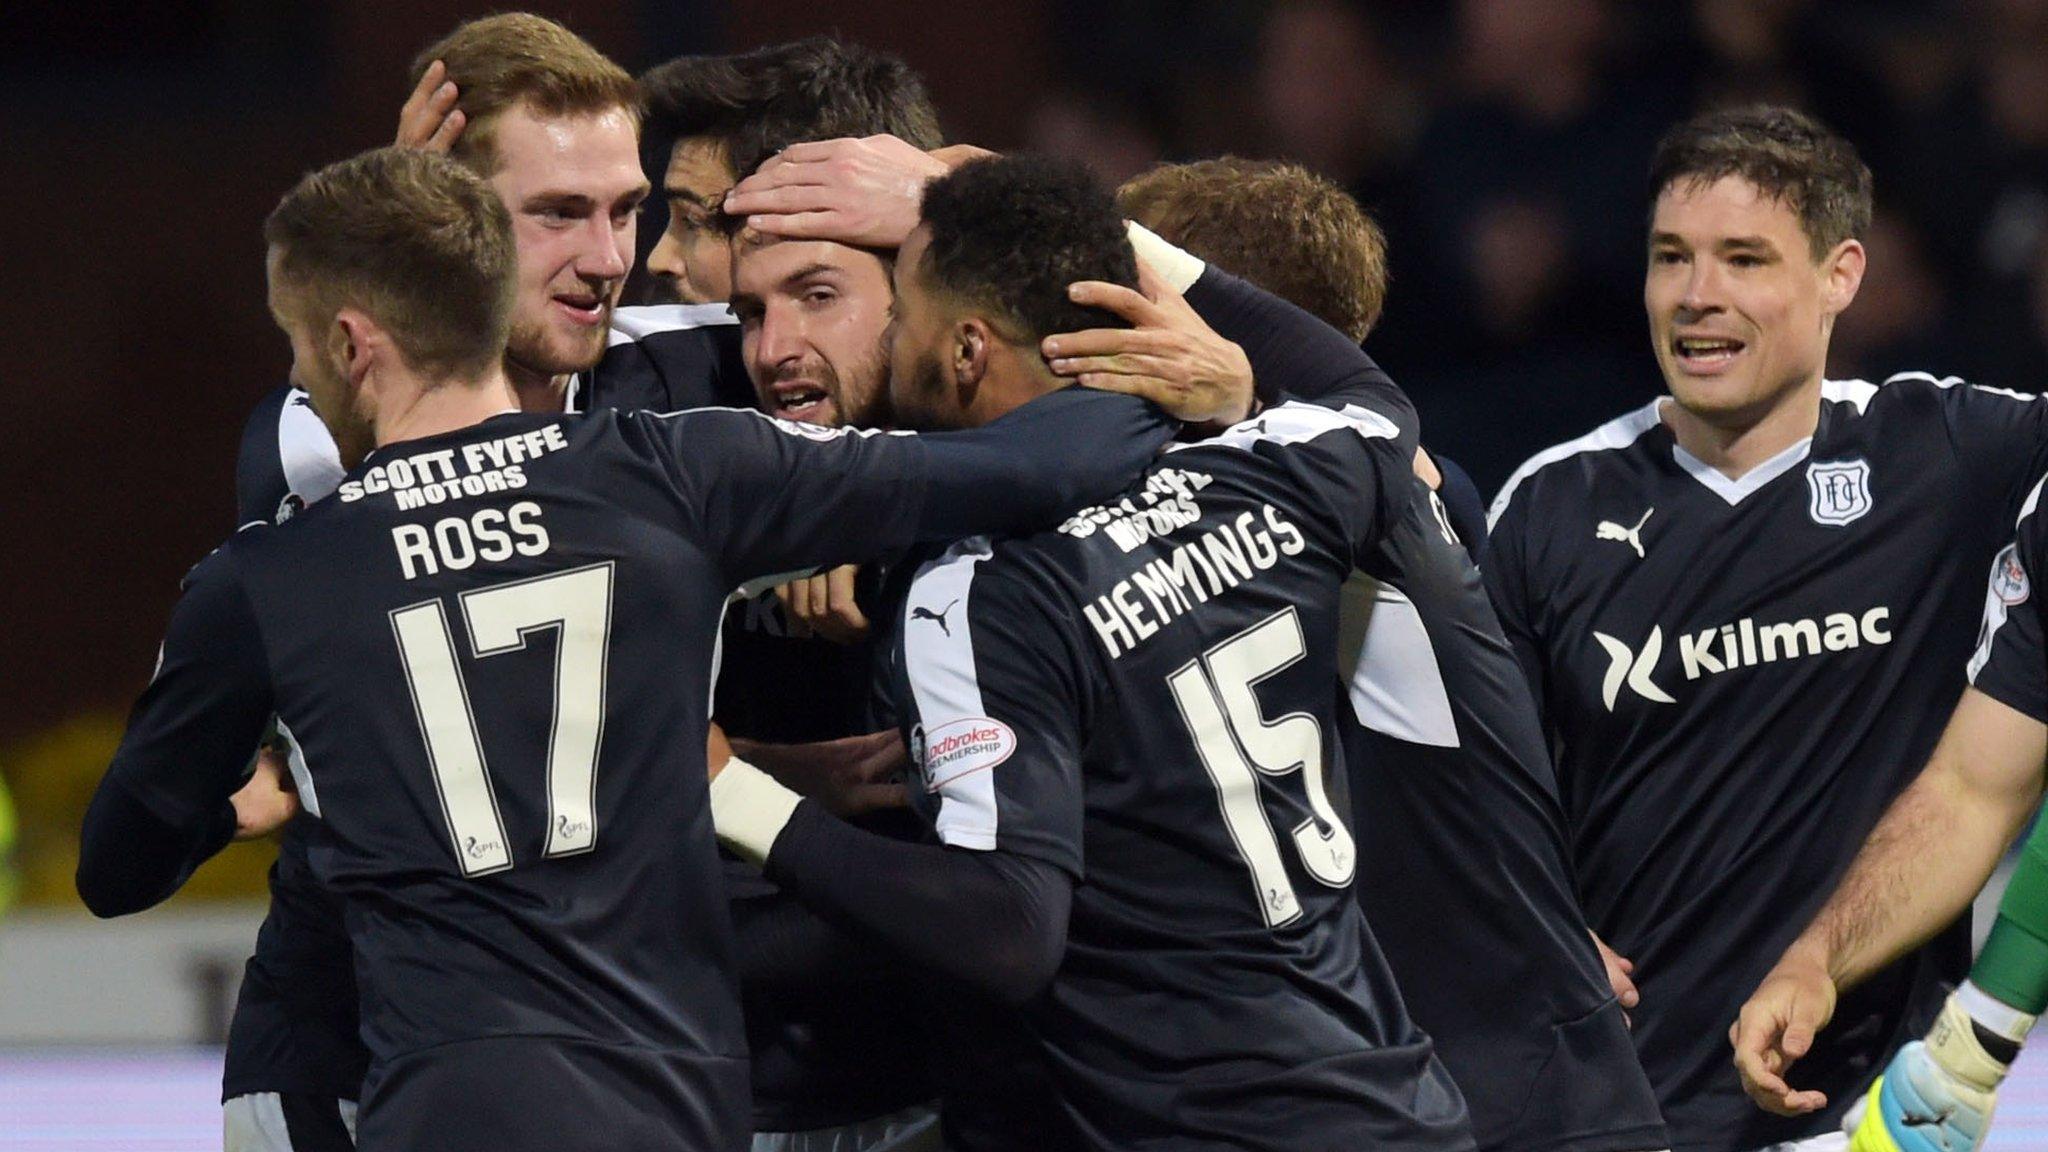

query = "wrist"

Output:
[[709, 756, 805, 866]]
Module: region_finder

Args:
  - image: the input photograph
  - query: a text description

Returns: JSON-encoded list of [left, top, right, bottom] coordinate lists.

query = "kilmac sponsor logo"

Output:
[[912, 717, 1018, 789], [1592, 606, 1894, 710]]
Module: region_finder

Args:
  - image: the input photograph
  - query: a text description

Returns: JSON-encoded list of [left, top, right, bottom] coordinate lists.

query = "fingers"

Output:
[[1048, 353, 1186, 380], [810, 565, 870, 644], [931, 143, 998, 169], [1040, 327, 1175, 361], [396, 61, 462, 150], [774, 580, 815, 639], [424, 108, 466, 154], [1065, 280, 1164, 327], [724, 182, 843, 219]]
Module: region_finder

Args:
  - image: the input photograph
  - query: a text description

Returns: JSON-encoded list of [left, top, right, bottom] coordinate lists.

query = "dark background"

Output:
[[6, 0, 2046, 902]]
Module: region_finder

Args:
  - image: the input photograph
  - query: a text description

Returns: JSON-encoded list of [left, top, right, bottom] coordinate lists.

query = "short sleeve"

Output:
[[1918, 373, 2048, 523], [1970, 480, 2048, 725], [896, 543, 1087, 877]]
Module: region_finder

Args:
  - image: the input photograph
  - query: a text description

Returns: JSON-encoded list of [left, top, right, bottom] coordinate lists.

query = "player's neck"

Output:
[[968, 355, 1065, 425], [373, 368, 522, 450], [1660, 379, 1821, 481], [503, 357, 573, 414]]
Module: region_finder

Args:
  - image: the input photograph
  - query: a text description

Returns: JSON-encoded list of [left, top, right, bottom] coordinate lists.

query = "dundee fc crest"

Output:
[[1806, 459, 1873, 526]]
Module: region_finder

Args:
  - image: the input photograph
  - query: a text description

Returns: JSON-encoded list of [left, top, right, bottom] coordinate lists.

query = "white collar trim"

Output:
[[1668, 425, 1812, 506]]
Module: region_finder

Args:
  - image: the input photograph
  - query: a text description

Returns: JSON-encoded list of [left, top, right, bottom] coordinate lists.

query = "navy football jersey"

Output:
[[886, 392, 1472, 1151], [220, 305, 743, 1104], [1339, 473, 1663, 1152], [714, 574, 937, 1132], [1971, 475, 2048, 724], [102, 390, 1167, 1148], [1485, 374, 2048, 1151]]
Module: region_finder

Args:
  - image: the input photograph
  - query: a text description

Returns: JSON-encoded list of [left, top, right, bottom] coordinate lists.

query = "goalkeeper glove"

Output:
[[1846, 993, 2029, 1152]]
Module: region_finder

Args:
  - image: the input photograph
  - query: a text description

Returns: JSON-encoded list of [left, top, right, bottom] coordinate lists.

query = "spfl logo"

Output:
[[1806, 459, 1873, 526], [1993, 543, 2031, 607]]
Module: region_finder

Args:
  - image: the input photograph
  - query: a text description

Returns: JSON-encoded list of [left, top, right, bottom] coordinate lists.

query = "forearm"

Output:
[[77, 781, 237, 917], [730, 885, 902, 995], [1802, 747, 2037, 989], [712, 763, 1069, 1005], [916, 389, 1171, 542]]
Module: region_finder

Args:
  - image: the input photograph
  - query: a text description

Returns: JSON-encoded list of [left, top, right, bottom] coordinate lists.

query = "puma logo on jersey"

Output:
[[1595, 507, 1653, 558], [912, 599, 960, 636], [1593, 608, 1895, 709]]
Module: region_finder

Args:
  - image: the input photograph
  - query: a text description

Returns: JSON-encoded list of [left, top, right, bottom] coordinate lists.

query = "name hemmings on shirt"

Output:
[[339, 426, 569, 581], [1058, 467, 1309, 660]]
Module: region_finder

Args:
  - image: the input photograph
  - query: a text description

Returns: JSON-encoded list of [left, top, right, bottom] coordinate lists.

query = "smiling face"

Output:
[[646, 136, 738, 306], [1645, 174, 1863, 430], [729, 234, 895, 428], [485, 102, 648, 380]]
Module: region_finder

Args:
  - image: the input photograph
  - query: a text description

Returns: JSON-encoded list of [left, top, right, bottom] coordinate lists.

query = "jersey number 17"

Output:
[[390, 563, 616, 877]]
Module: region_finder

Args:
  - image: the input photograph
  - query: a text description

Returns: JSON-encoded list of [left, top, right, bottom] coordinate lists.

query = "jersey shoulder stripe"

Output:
[[1487, 399, 1663, 529], [605, 303, 738, 347], [277, 387, 345, 510], [1163, 397, 1400, 458], [901, 538, 1000, 851], [1878, 370, 2040, 405]]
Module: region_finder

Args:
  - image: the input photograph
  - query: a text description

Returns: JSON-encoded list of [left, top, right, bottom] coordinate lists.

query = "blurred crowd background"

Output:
[[6, 0, 2048, 908]]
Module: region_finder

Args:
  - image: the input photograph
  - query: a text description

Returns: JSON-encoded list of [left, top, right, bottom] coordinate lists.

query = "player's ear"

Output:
[[1820, 237, 1865, 319], [333, 307, 378, 387], [954, 317, 991, 394]]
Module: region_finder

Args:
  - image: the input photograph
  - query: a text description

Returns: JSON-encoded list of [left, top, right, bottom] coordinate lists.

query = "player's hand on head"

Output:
[[723, 135, 948, 249], [231, 746, 300, 840], [1731, 957, 1838, 1116], [396, 59, 466, 153], [1043, 258, 1256, 428], [775, 565, 870, 644], [733, 730, 911, 818]]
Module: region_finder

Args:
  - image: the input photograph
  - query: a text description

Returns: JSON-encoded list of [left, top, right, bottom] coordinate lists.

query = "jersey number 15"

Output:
[[1168, 606, 1355, 927]]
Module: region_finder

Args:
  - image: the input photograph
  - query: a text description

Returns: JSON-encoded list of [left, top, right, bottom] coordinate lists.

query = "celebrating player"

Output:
[[78, 145, 1186, 1151], [1732, 481, 2048, 1149], [706, 153, 1474, 1151], [654, 40, 952, 1151], [1117, 156, 1667, 1152], [1484, 104, 2048, 1151], [220, 17, 753, 1149]]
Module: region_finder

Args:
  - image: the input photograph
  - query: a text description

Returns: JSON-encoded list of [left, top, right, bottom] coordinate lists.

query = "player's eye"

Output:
[[801, 287, 837, 307], [1651, 250, 1687, 266]]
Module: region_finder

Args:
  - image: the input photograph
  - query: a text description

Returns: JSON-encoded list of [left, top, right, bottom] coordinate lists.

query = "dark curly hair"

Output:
[[916, 155, 1138, 345], [640, 37, 942, 182], [1649, 104, 1871, 259]]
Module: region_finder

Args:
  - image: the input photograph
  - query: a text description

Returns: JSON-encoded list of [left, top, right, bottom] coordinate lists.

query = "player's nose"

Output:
[[755, 303, 807, 366]]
